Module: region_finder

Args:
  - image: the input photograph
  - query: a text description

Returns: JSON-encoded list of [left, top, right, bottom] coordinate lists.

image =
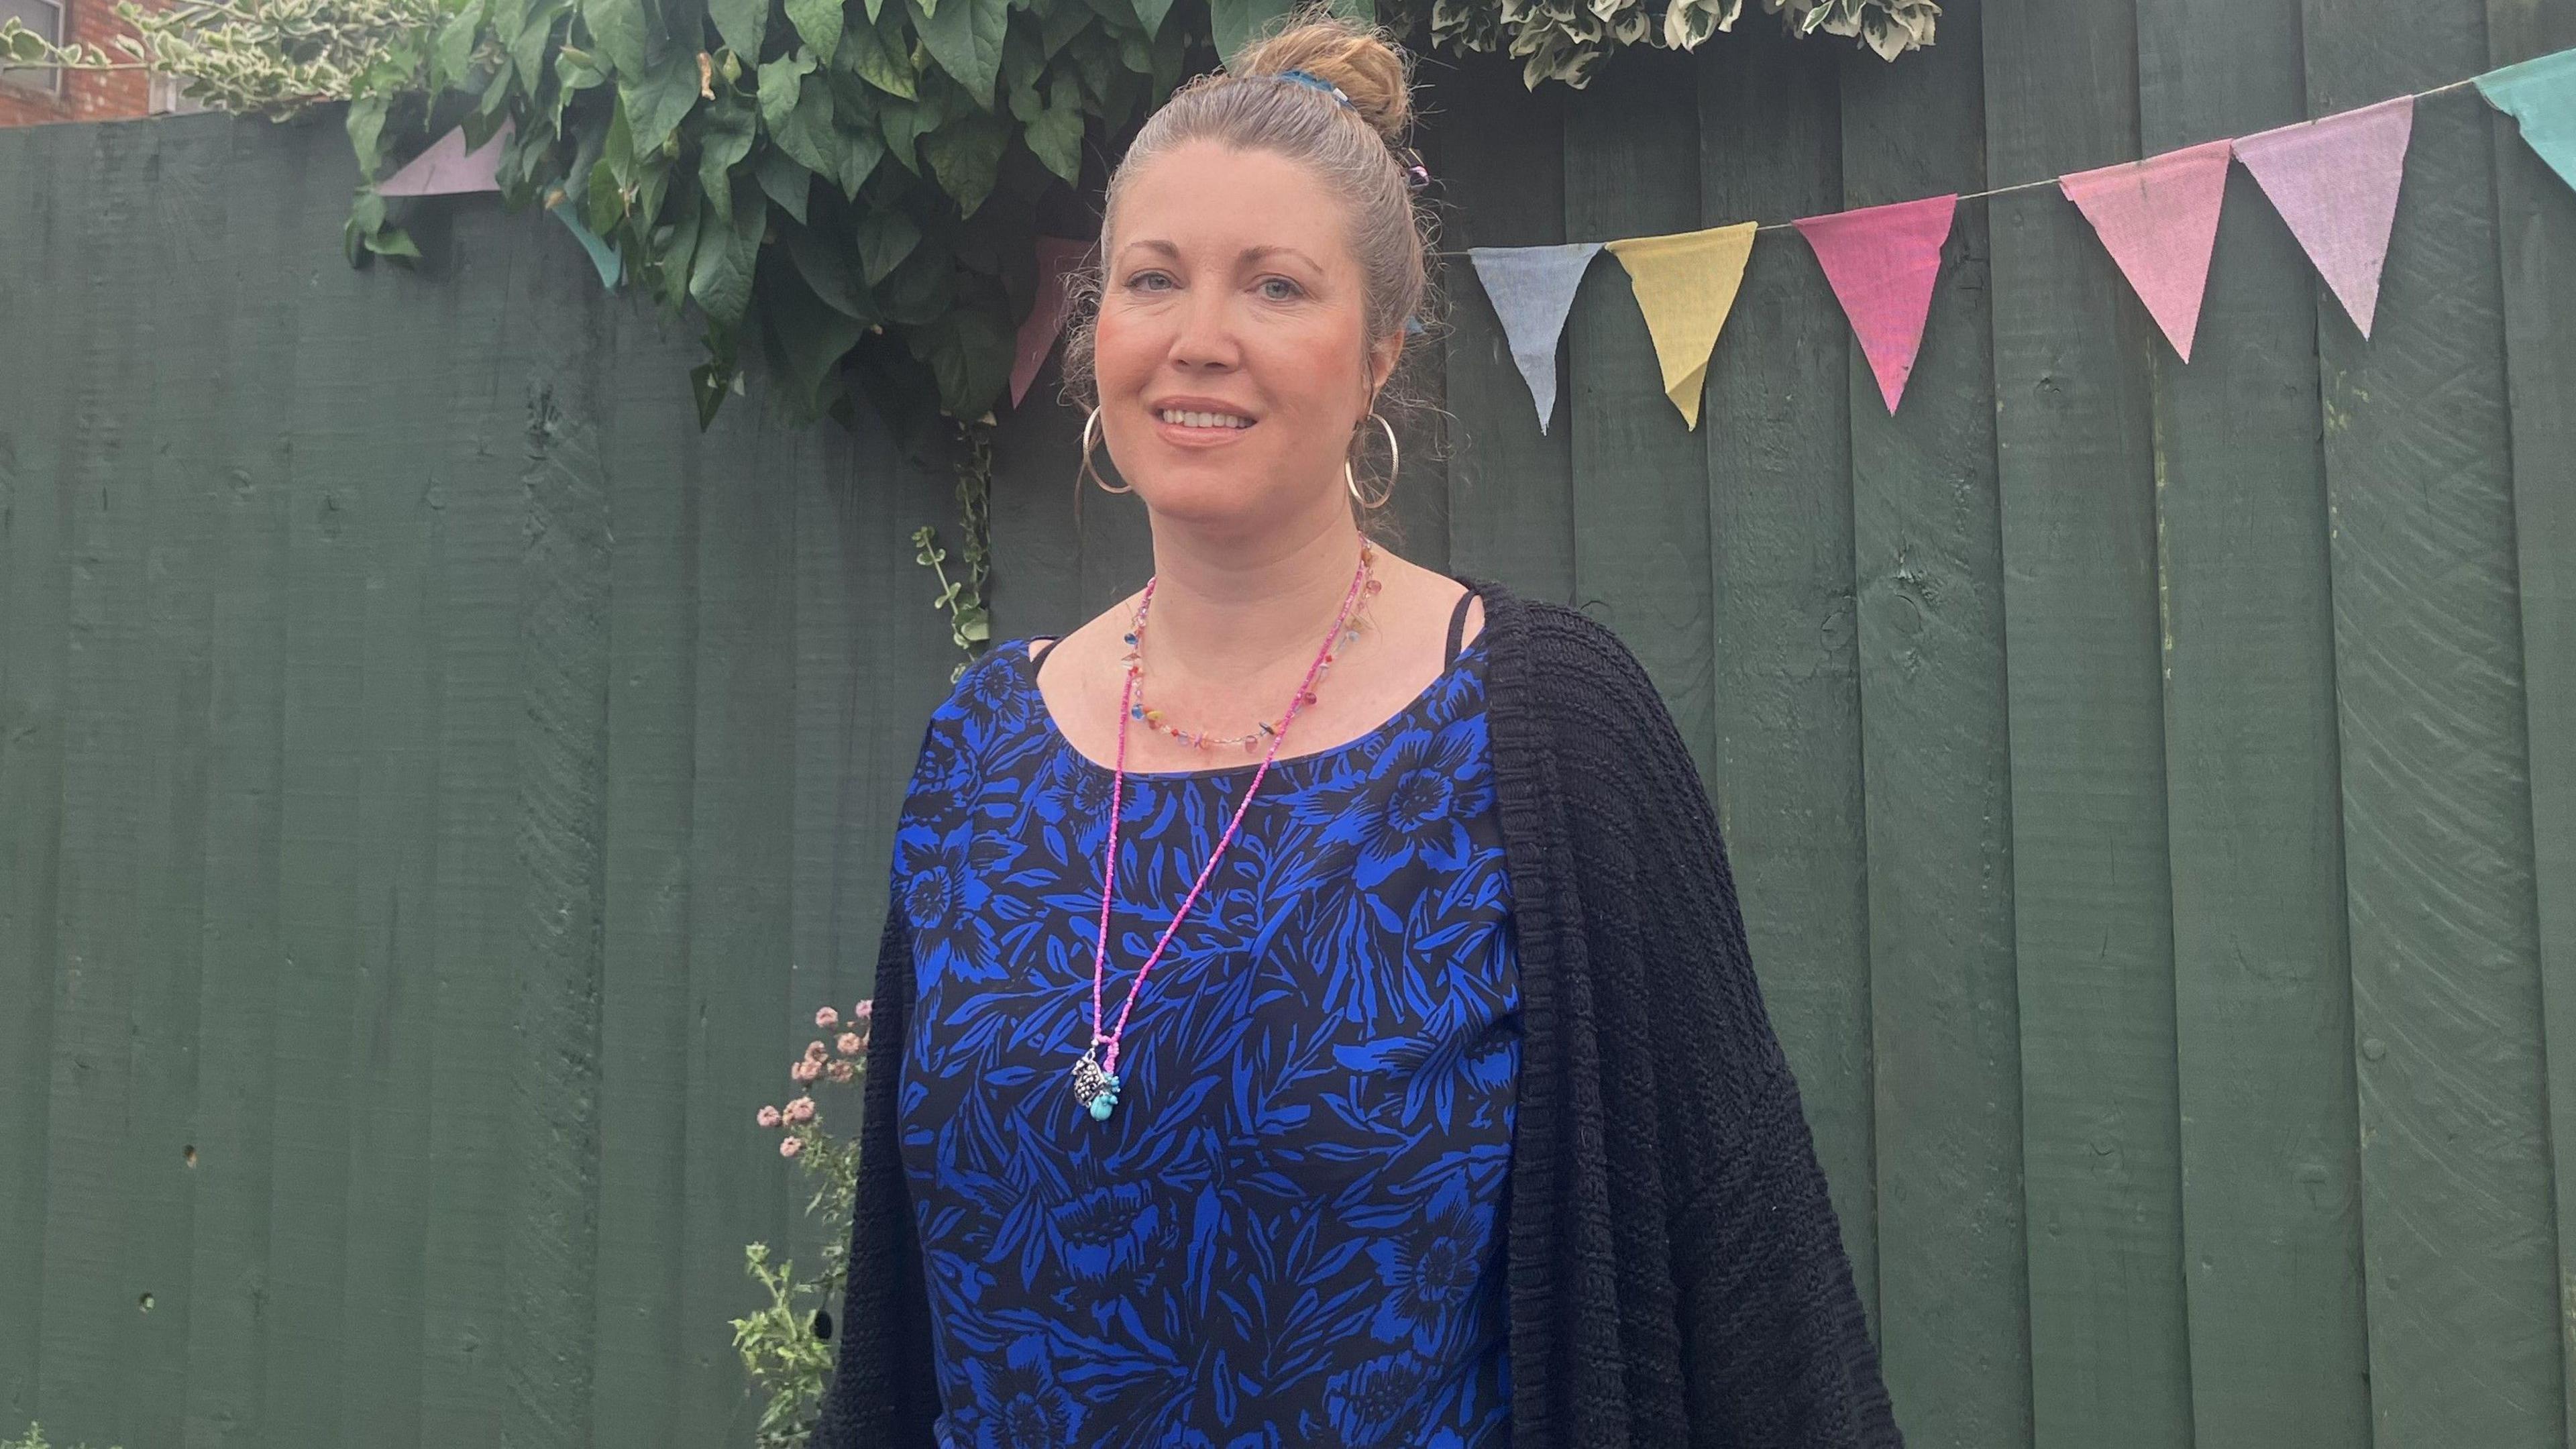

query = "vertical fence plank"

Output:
[[111, 113, 231, 1449], [501, 230, 619, 1449], [1981, 1, 2194, 1441], [682, 404, 804, 1444], [36, 121, 163, 1442], [335, 190, 512, 1449], [0, 118, 77, 1436], [253, 119, 379, 1449], [177, 113, 301, 1449], [1838, 3, 2029, 1441], [589, 309, 706, 1449], [1693, 29, 1880, 1330], [2487, 2, 2576, 1432], [989, 389, 1088, 641], [2305, 3, 2562, 1443], [1429, 54, 1575, 602], [1563, 48, 1715, 772], [2134, 1, 2373, 1440]]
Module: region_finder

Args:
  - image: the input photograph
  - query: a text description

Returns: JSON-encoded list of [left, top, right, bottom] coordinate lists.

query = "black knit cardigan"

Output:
[[815, 576, 1902, 1449]]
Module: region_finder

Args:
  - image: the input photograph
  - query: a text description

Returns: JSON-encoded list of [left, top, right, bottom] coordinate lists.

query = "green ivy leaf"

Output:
[[366, 226, 425, 262], [757, 48, 816, 131], [835, 120, 886, 199], [922, 109, 1006, 215], [710, 0, 764, 58], [433, 3, 480, 92], [755, 146, 814, 222], [855, 209, 921, 284], [556, 42, 609, 90], [345, 93, 390, 177], [784, 0, 843, 66], [1022, 78, 1082, 184], [1129, 0, 1174, 39], [622, 54, 700, 158], [697, 100, 757, 223], [838, 15, 915, 97], [770, 270, 872, 421], [771, 72, 840, 180], [907, 303, 1014, 417], [909, 0, 1006, 108], [782, 220, 875, 320], [690, 175, 768, 327], [579, 0, 649, 76], [655, 182, 706, 311], [877, 95, 928, 173], [1210, 0, 1295, 64], [508, 0, 557, 83]]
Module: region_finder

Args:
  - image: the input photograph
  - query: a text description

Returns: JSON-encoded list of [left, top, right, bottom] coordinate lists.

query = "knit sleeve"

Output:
[[1535, 605, 1900, 1448], [810, 898, 942, 1449]]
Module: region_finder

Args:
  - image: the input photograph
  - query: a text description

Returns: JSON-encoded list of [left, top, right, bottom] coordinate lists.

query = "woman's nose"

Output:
[[1168, 291, 1240, 369]]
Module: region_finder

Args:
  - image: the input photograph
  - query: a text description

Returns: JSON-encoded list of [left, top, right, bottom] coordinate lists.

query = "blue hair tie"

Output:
[[1274, 68, 1356, 110]]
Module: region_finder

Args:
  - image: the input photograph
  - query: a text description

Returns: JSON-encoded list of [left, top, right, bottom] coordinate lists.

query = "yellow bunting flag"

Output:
[[1603, 222, 1758, 429]]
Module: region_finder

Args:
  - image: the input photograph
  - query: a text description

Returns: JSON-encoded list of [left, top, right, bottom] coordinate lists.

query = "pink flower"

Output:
[[780, 1136, 803, 1159], [853, 1000, 873, 1022], [803, 1039, 828, 1063], [786, 1096, 816, 1124], [826, 1061, 856, 1085], [755, 1105, 782, 1129], [814, 1006, 840, 1030], [837, 1032, 863, 1057], [791, 1059, 822, 1083]]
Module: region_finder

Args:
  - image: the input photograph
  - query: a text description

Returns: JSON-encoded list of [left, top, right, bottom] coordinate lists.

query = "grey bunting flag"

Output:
[[1468, 243, 1603, 435]]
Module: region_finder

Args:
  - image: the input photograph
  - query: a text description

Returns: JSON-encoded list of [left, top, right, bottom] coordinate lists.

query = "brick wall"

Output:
[[0, 0, 160, 125]]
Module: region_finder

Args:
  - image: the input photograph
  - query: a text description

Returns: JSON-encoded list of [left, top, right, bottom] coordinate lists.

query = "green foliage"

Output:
[[2, 0, 1935, 427], [734, 1006, 871, 1447], [4, 1425, 120, 1449], [1403, 0, 1937, 89]]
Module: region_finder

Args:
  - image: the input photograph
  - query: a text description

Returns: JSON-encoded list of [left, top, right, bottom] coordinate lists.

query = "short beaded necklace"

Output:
[[1070, 540, 1376, 1122]]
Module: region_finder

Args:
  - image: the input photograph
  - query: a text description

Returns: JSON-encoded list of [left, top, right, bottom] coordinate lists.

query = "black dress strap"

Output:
[[1030, 636, 1062, 669], [1444, 588, 1475, 667]]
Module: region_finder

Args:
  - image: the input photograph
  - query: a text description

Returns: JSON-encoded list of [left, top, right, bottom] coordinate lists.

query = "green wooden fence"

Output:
[[3, 0, 2571, 1444]]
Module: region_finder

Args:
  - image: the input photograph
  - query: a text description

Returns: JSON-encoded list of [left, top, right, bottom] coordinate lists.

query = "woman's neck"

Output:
[[1138, 519, 1373, 688]]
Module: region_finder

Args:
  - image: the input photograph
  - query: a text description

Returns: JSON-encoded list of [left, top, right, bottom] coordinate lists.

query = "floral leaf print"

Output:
[[896, 626, 1515, 1447]]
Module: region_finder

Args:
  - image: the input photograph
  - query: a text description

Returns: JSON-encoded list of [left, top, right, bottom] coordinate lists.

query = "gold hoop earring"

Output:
[[1346, 412, 1398, 509], [1081, 407, 1132, 494]]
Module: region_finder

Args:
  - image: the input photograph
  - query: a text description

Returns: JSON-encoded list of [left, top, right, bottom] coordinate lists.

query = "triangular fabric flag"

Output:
[[549, 197, 623, 290], [1010, 237, 1090, 408], [2057, 138, 2234, 361], [1468, 242, 1602, 433], [1793, 194, 1955, 413], [1603, 223, 1758, 429], [2477, 45, 2576, 195], [2233, 97, 2412, 337], [376, 121, 513, 197]]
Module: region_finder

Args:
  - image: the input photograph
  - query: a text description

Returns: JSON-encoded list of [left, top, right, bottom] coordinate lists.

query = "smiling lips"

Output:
[[1155, 407, 1254, 429]]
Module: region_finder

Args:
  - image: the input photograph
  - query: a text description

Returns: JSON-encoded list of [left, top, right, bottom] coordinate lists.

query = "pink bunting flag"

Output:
[[375, 121, 513, 198], [1793, 193, 1956, 413], [2057, 138, 2234, 361], [2232, 96, 2414, 337], [1011, 237, 1091, 409]]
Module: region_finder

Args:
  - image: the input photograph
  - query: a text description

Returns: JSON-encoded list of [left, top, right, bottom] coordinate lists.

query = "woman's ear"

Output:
[[1367, 329, 1403, 398]]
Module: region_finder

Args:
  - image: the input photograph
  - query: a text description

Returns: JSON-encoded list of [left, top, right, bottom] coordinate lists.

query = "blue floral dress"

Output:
[[889, 608, 1519, 1449]]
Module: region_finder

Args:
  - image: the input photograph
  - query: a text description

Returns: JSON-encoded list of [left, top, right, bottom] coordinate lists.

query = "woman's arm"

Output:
[[1538, 604, 1900, 1448], [811, 900, 942, 1449]]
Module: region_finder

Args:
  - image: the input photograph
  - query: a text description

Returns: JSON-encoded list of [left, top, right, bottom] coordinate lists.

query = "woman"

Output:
[[818, 14, 1900, 1447]]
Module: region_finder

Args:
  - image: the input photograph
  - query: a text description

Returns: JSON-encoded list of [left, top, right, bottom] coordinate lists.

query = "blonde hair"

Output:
[[1059, 9, 1442, 517]]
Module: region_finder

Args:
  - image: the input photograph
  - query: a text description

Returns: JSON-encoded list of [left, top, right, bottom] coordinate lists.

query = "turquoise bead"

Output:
[[1088, 1097, 1114, 1122]]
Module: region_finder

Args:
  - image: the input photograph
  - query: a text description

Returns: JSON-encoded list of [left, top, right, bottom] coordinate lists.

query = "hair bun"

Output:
[[1234, 9, 1413, 144]]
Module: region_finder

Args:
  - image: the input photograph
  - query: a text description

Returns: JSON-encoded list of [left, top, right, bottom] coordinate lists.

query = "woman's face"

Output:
[[1091, 140, 1399, 531]]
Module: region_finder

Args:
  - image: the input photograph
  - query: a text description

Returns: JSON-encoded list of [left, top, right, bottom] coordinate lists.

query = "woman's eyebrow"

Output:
[[1114, 239, 1324, 271]]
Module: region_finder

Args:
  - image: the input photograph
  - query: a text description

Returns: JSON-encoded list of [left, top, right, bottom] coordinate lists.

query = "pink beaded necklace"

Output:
[[1069, 542, 1377, 1122]]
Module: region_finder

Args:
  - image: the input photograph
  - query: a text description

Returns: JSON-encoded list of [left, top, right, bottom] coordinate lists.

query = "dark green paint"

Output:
[[3, 3, 2573, 1440]]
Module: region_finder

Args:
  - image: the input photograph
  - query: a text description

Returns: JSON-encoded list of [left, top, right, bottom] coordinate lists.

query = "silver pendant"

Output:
[[1070, 1049, 1121, 1122]]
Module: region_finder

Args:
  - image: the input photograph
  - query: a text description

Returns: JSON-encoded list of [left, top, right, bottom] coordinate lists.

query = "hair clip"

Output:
[[1273, 68, 1356, 111]]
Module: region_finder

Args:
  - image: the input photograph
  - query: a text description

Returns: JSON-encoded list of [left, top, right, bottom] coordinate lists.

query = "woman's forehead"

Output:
[[1110, 144, 1355, 266]]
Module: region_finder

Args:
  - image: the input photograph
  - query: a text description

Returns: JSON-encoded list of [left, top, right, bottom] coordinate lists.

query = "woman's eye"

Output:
[[1125, 270, 1175, 292], [1258, 276, 1303, 301]]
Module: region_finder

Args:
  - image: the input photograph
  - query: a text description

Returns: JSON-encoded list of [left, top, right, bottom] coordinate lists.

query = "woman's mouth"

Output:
[[1154, 407, 1254, 432]]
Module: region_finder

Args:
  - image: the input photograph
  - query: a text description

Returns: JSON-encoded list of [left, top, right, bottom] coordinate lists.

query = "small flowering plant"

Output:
[[731, 999, 872, 1449]]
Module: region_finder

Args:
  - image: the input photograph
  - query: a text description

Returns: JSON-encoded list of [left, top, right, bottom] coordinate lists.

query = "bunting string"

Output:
[[1434, 54, 2567, 428]]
